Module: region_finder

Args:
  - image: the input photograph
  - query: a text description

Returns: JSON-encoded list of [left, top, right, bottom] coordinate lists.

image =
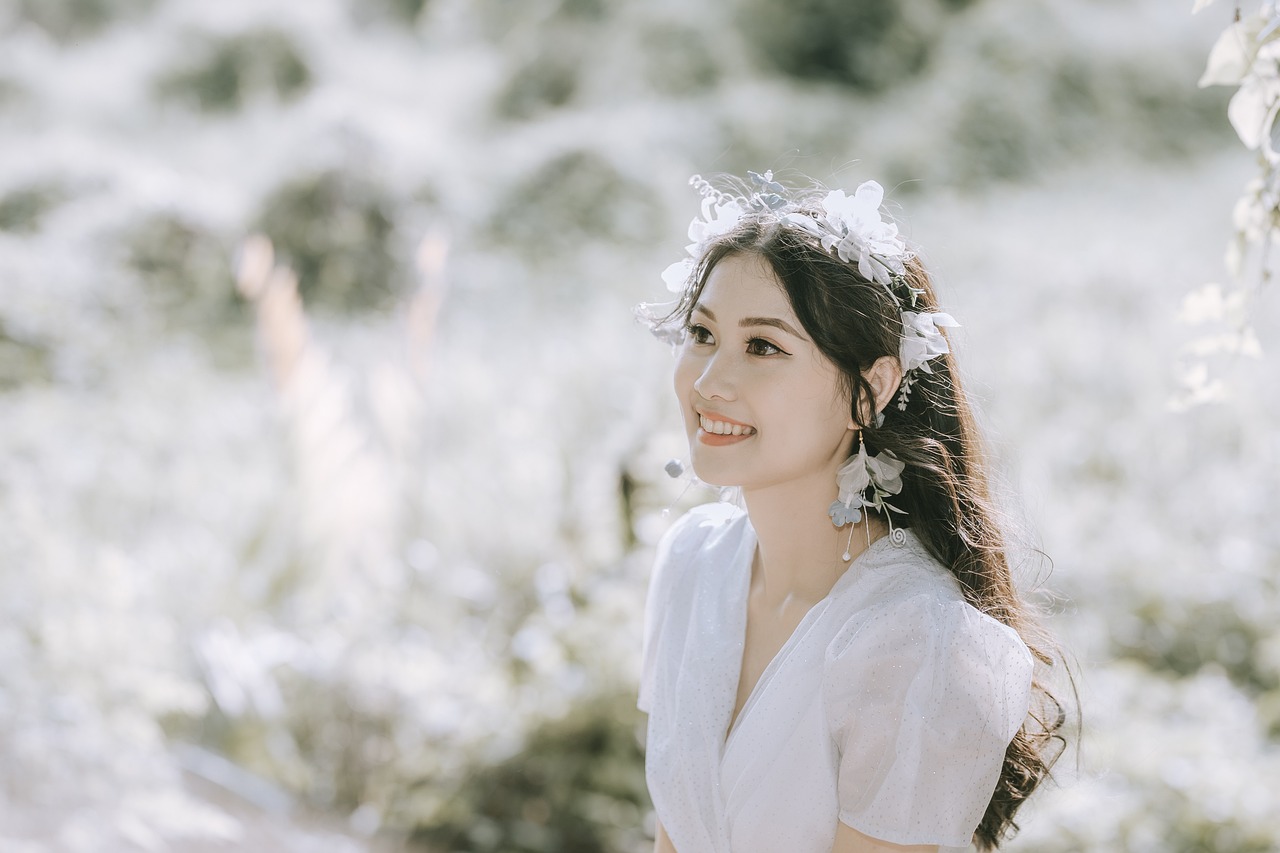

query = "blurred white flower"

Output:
[[1227, 74, 1280, 158], [1176, 283, 1247, 325], [1230, 176, 1277, 241], [1199, 18, 1264, 87], [1167, 361, 1229, 411], [1198, 11, 1280, 163], [1184, 328, 1264, 358]]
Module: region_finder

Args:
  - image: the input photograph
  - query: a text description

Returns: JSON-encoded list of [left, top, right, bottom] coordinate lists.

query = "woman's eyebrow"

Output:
[[741, 316, 806, 339], [693, 304, 806, 340]]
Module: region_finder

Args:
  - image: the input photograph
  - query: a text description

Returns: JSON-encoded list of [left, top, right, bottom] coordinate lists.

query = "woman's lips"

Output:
[[696, 412, 756, 445], [698, 429, 753, 446], [697, 413, 756, 436]]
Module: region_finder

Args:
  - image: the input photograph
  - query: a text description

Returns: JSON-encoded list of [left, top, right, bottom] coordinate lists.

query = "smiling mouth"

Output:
[[698, 415, 757, 436]]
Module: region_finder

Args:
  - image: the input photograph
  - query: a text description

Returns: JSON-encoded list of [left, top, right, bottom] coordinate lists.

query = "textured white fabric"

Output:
[[638, 502, 1033, 853]]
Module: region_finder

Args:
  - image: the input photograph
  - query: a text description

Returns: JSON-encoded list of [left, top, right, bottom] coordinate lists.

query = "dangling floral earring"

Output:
[[827, 430, 908, 560], [661, 458, 702, 517]]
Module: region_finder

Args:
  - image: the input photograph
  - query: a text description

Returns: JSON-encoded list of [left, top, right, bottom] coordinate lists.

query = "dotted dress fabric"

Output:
[[637, 503, 1033, 853]]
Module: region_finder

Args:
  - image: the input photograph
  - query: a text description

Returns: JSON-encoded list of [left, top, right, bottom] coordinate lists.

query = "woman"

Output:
[[637, 172, 1064, 853]]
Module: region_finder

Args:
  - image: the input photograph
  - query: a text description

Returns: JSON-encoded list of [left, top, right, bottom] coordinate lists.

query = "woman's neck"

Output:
[[741, 471, 886, 606]]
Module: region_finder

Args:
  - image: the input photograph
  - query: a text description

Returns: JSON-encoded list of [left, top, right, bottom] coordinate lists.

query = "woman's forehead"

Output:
[[700, 254, 795, 320]]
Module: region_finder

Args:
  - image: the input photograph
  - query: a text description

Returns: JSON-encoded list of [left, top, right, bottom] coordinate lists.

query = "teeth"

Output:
[[699, 415, 755, 436]]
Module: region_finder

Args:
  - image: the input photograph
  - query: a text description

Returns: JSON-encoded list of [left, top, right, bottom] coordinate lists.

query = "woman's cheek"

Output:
[[672, 348, 697, 398]]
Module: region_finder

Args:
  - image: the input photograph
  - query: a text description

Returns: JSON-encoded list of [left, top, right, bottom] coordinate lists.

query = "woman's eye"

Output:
[[746, 338, 783, 356], [686, 323, 714, 345]]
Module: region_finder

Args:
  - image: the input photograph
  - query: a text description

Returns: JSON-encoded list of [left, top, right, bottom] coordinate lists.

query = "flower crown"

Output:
[[656, 170, 959, 412]]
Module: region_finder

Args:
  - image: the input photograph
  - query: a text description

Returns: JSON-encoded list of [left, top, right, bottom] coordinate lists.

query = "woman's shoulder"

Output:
[[657, 500, 747, 557], [846, 528, 966, 608], [822, 533, 1036, 848], [648, 500, 748, 591], [826, 530, 1029, 670]]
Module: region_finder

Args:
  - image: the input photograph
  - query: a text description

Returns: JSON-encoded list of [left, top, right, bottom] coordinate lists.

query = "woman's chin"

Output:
[[686, 459, 734, 488]]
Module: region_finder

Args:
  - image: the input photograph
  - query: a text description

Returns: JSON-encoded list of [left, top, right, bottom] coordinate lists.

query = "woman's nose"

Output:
[[692, 351, 736, 400]]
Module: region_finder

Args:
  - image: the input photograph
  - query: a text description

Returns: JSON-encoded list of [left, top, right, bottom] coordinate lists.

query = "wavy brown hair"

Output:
[[660, 188, 1069, 849]]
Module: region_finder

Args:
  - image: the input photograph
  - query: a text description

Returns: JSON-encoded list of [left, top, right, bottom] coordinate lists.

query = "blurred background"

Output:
[[1, 0, 1277, 849]]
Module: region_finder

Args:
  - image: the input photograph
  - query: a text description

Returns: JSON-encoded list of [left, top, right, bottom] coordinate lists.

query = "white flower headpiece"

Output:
[[657, 171, 959, 412]]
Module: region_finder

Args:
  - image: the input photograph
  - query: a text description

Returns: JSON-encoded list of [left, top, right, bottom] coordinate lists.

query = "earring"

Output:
[[661, 458, 699, 517], [827, 434, 907, 559]]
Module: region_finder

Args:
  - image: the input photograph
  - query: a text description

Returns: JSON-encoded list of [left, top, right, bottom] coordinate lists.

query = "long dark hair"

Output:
[[662, 193, 1068, 849]]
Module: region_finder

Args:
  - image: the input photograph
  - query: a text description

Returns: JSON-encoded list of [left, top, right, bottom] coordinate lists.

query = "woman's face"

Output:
[[673, 252, 857, 493]]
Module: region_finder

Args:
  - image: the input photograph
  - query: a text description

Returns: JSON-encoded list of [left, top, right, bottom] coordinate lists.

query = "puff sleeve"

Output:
[[821, 592, 1033, 848], [637, 508, 706, 714]]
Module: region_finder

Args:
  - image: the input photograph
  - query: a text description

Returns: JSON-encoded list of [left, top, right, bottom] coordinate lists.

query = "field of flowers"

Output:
[[1, 0, 1277, 850]]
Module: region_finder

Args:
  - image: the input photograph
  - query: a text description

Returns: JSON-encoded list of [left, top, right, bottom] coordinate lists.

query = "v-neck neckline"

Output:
[[720, 519, 896, 755]]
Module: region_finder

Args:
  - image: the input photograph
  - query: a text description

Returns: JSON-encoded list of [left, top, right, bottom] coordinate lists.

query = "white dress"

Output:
[[637, 502, 1033, 853]]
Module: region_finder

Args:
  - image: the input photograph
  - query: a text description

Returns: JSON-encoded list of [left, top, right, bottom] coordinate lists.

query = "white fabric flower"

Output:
[[688, 196, 746, 246], [781, 212, 823, 238], [1200, 19, 1262, 88], [662, 259, 694, 293], [864, 450, 905, 495], [899, 311, 960, 374], [665, 176, 912, 293], [1203, 18, 1280, 160], [1228, 74, 1280, 155], [828, 498, 863, 527], [835, 443, 872, 506], [662, 196, 747, 292], [822, 183, 885, 234], [634, 299, 686, 346], [817, 182, 909, 285], [835, 443, 906, 517]]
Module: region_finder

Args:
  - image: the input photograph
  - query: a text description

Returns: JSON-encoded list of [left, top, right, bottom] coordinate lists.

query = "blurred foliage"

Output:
[[408, 691, 649, 853], [487, 0, 625, 120], [0, 181, 68, 233], [194, 679, 401, 812], [1107, 61, 1234, 158], [1121, 585, 1280, 773], [935, 37, 1232, 187], [640, 23, 721, 96], [1043, 55, 1232, 162], [1114, 597, 1279, 696], [7, 0, 155, 42], [0, 318, 53, 388], [1087, 788, 1280, 853], [735, 0, 974, 92], [488, 150, 662, 263], [122, 212, 252, 350], [348, 0, 431, 28], [474, 0, 609, 42], [1115, 778, 1280, 853], [154, 28, 312, 114], [556, 0, 609, 21], [253, 168, 404, 311], [495, 39, 583, 120], [0, 74, 24, 110]]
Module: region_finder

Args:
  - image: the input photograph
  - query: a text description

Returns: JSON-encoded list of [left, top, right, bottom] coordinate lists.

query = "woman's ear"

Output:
[[858, 355, 904, 424]]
